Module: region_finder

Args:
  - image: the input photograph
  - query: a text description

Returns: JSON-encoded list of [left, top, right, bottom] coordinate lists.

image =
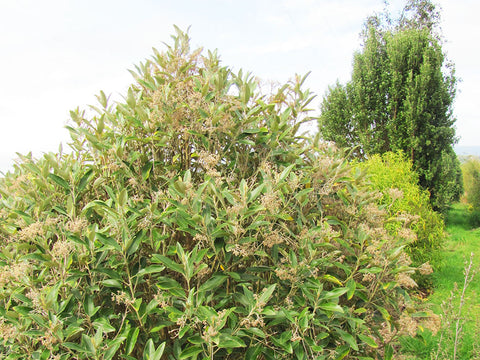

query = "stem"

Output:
[[453, 253, 475, 360]]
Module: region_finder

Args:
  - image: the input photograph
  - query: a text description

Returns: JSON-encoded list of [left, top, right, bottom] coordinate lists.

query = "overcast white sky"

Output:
[[0, 0, 478, 173]]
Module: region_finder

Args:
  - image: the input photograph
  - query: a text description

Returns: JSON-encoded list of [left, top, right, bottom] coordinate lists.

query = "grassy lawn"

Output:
[[402, 203, 480, 359]]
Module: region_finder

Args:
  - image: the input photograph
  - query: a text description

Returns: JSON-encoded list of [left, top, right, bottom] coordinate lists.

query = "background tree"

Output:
[[319, 0, 462, 211]]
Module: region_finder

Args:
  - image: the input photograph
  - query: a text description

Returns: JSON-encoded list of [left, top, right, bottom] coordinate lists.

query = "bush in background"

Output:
[[0, 29, 424, 359], [359, 151, 446, 271], [461, 156, 480, 227]]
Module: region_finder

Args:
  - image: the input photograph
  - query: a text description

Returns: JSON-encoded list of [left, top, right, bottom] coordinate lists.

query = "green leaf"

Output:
[[82, 333, 96, 354], [126, 230, 145, 256], [96, 232, 122, 252], [198, 274, 227, 292], [384, 344, 394, 360], [77, 169, 93, 193], [216, 334, 246, 349], [357, 334, 378, 348], [318, 303, 343, 313], [375, 304, 391, 321], [84, 294, 100, 317], [126, 87, 136, 109], [245, 346, 262, 360], [126, 327, 140, 355], [248, 183, 265, 203], [143, 338, 154, 360], [335, 329, 358, 351], [142, 161, 153, 181], [178, 324, 191, 339], [48, 173, 71, 192], [93, 318, 116, 333], [151, 254, 184, 275], [258, 284, 276, 306], [322, 287, 349, 300], [246, 327, 266, 338], [118, 188, 128, 208], [334, 345, 350, 360], [156, 277, 186, 298], [279, 164, 295, 182], [104, 342, 121, 360], [45, 282, 61, 309], [242, 128, 267, 134], [102, 279, 123, 288], [153, 342, 166, 360], [63, 342, 88, 353], [134, 265, 166, 278], [239, 179, 248, 200], [346, 279, 356, 300], [179, 346, 203, 359]]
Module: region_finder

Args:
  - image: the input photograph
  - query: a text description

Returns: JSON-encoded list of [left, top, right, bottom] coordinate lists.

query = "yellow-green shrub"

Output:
[[359, 151, 446, 268], [461, 156, 480, 226], [0, 29, 424, 359]]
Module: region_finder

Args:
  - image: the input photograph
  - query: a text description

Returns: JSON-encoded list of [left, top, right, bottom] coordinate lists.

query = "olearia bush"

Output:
[[357, 152, 446, 272], [0, 28, 429, 359]]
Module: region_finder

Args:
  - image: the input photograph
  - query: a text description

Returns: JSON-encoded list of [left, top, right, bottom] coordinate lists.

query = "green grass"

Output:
[[401, 203, 480, 359]]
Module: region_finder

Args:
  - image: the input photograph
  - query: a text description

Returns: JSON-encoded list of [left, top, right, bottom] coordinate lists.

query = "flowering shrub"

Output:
[[0, 28, 424, 359]]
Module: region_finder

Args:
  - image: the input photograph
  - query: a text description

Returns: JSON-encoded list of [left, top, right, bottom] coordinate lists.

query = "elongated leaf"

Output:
[[133, 265, 166, 278], [247, 183, 265, 203], [323, 274, 343, 286], [96, 233, 122, 252], [375, 304, 391, 321], [77, 169, 93, 193], [84, 294, 100, 317], [82, 334, 96, 354], [48, 173, 70, 192], [322, 287, 349, 300], [143, 338, 155, 360], [279, 164, 295, 182], [258, 284, 276, 306], [319, 303, 343, 313], [357, 334, 378, 348], [102, 279, 123, 288], [63, 342, 88, 353], [335, 329, 358, 351], [216, 334, 246, 349], [142, 161, 153, 181], [198, 274, 227, 292], [179, 345, 203, 359], [126, 230, 144, 256], [126, 327, 140, 355], [104, 342, 121, 360], [151, 254, 184, 275], [118, 188, 128, 208], [346, 279, 356, 300]]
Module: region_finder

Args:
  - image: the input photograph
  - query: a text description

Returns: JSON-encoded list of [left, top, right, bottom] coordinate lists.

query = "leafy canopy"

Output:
[[0, 28, 427, 359]]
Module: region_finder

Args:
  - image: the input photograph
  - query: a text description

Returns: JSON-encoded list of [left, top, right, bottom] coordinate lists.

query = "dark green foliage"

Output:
[[0, 29, 425, 359], [319, 0, 462, 212]]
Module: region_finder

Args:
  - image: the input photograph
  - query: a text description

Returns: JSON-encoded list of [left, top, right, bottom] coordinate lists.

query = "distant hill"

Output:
[[455, 146, 480, 157]]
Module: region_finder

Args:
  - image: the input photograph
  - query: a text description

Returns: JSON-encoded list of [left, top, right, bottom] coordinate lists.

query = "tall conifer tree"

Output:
[[319, 0, 462, 211]]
